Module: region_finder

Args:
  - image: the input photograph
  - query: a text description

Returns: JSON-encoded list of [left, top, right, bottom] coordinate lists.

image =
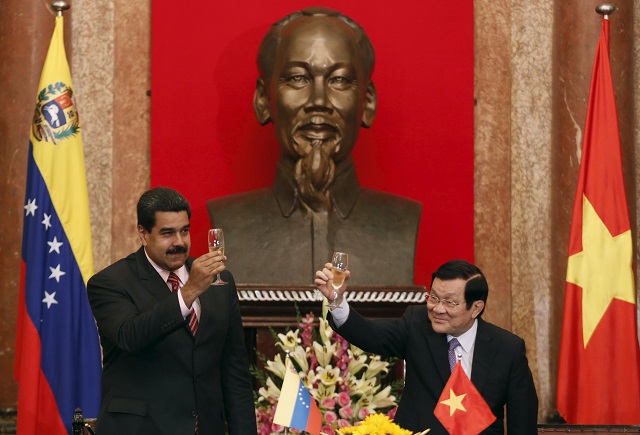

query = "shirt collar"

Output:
[[447, 318, 478, 353], [143, 248, 189, 286], [272, 157, 361, 218]]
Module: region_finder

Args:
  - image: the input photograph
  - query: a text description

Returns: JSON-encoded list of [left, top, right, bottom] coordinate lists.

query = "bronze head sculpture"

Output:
[[207, 7, 421, 285]]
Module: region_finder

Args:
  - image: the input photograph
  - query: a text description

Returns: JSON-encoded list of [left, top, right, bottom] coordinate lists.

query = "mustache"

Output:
[[297, 117, 339, 133], [166, 246, 188, 255]]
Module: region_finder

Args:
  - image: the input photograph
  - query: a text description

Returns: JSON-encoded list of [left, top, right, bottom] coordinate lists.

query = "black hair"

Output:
[[431, 259, 488, 316], [136, 187, 191, 232]]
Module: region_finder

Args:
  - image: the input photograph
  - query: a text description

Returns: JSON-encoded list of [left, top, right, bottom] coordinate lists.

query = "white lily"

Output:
[[347, 373, 365, 393], [370, 385, 397, 409], [276, 329, 301, 352], [355, 392, 373, 412], [351, 373, 378, 396], [365, 355, 390, 378], [347, 349, 368, 374], [313, 340, 337, 367], [257, 376, 281, 402], [349, 343, 365, 356], [315, 364, 342, 386], [313, 382, 337, 401], [264, 353, 286, 379], [290, 345, 310, 373], [318, 317, 334, 344]]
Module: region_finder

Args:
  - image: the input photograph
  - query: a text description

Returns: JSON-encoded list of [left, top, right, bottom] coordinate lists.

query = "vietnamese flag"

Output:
[[434, 362, 495, 435], [556, 16, 640, 424]]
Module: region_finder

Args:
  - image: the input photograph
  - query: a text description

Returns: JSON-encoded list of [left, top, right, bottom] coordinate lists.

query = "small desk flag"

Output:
[[273, 356, 322, 434], [434, 362, 495, 435]]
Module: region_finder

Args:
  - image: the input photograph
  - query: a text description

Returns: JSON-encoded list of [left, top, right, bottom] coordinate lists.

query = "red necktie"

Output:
[[167, 272, 198, 336], [167, 272, 199, 433]]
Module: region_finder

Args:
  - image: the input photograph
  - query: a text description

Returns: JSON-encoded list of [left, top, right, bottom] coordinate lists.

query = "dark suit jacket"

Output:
[[333, 305, 538, 434], [87, 247, 256, 435]]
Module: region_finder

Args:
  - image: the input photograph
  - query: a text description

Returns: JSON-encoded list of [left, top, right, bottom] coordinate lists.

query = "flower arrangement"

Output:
[[253, 312, 403, 435], [338, 414, 429, 435]]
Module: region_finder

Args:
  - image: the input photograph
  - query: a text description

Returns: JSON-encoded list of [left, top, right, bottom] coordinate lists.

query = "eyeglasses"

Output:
[[425, 292, 465, 309]]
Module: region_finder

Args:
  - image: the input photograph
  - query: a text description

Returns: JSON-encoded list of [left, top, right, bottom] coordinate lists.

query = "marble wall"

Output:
[[0, 0, 639, 423]]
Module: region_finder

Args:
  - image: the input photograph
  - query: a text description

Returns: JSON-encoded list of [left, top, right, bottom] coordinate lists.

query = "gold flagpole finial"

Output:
[[49, 1, 70, 17], [596, 4, 616, 20]]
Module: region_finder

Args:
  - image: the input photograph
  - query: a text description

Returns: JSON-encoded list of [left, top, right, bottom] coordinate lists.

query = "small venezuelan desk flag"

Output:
[[434, 361, 495, 435], [273, 356, 322, 434]]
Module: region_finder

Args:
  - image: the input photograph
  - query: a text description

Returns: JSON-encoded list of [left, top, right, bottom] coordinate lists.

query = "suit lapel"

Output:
[[134, 247, 172, 301], [470, 318, 496, 392], [423, 321, 451, 384], [136, 249, 199, 339]]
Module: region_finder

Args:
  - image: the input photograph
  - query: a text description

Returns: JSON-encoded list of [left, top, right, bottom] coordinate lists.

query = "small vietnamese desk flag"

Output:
[[273, 356, 322, 434], [434, 362, 495, 435], [14, 13, 102, 435], [556, 15, 640, 424]]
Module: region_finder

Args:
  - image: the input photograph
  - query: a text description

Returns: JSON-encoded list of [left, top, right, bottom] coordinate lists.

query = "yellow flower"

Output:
[[337, 413, 424, 435]]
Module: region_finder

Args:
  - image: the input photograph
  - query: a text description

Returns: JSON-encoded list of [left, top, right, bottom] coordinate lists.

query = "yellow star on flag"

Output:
[[440, 388, 467, 416], [566, 195, 634, 347]]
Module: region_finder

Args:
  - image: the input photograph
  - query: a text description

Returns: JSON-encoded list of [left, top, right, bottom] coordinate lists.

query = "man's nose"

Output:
[[433, 302, 447, 314], [173, 232, 186, 245], [306, 77, 332, 111]]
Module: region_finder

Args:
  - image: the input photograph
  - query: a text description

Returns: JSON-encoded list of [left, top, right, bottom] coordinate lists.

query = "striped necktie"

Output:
[[448, 338, 460, 371], [167, 272, 198, 336]]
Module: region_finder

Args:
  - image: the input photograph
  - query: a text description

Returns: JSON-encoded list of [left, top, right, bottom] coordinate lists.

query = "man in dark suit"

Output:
[[87, 187, 256, 434], [315, 259, 538, 434], [207, 7, 421, 285]]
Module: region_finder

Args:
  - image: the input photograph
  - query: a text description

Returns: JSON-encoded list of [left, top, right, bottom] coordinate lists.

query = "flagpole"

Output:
[[284, 350, 290, 435], [595, 3, 615, 20], [49, 1, 70, 16]]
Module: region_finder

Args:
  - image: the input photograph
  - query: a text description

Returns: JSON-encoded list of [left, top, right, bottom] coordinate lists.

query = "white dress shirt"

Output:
[[330, 297, 478, 376], [144, 249, 201, 321]]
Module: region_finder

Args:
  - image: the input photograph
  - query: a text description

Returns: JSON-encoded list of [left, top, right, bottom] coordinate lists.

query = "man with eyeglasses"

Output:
[[315, 259, 538, 434]]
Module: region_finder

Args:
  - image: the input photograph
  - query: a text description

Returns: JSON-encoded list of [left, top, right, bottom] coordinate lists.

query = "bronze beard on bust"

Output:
[[207, 7, 421, 285]]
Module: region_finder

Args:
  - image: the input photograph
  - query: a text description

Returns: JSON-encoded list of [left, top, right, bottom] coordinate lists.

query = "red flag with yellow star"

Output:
[[434, 362, 495, 435], [557, 16, 640, 424]]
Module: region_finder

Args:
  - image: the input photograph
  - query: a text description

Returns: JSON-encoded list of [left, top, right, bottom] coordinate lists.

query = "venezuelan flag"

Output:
[[273, 356, 322, 435], [14, 14, 102, 435]]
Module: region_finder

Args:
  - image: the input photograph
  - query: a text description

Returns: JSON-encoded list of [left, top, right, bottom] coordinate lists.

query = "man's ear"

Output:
[[253, 78, 272, 126], [137, 225, 148, 246], [471, 300, 485, 319], [361, 81, 377, 128]]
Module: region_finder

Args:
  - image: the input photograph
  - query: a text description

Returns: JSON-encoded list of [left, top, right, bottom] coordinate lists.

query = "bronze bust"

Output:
[[207, 7, 421, 285]]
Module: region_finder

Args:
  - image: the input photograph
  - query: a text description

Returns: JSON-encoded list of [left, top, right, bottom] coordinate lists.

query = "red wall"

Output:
[[150, 1, 474, 286]]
